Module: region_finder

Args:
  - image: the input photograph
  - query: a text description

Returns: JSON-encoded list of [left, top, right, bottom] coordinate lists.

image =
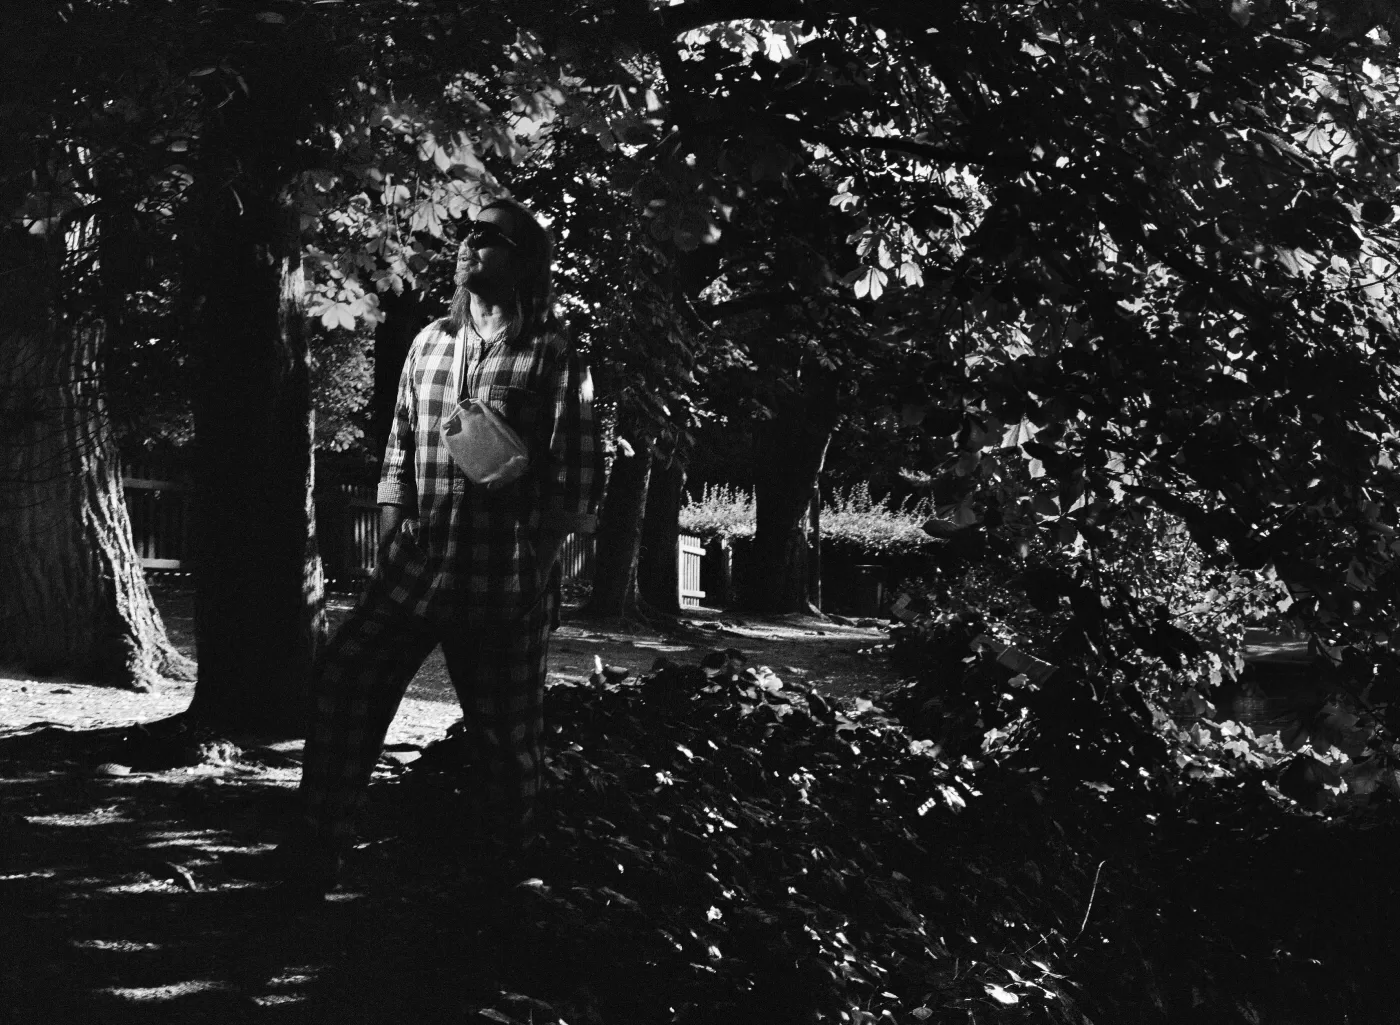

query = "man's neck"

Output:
[[469, 291, 512, 341]]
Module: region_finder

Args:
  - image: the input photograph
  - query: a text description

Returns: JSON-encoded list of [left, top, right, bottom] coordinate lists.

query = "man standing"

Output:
[[228, 198, 604, 893]]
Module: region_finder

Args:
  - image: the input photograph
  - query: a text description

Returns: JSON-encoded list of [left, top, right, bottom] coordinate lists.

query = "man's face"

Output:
[[455, 206, 522, 293]]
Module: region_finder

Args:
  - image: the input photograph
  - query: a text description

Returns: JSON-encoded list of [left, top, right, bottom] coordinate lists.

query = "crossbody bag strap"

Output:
[[448, 321, 468, 405]]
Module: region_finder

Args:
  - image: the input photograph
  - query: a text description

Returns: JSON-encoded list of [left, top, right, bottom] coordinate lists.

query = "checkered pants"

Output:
[[298, 580, 553, 846]]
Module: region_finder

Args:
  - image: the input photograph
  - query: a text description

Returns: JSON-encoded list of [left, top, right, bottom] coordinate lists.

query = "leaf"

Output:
[[939, 784, 966, 811], [985, 984, 1020, 1005], [1280, 721, 1308, 752], [1361, 199, 1394, 225], [1274, 247, 1318, 277], [763, 30, 794, 62], [851, 267, 888, 301], [477, 1010, 519, 1025], [426, 137, 454, 172], [409, 201, 443, 236], [1000, 418, 1039, 450]]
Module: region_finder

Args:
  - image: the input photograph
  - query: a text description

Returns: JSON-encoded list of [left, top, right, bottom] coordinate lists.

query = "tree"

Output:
[[585, 434, 653, 618], [638, 450, 685, 615], [179, 50, 331, 730], [0, 6, 194, 690], [0, 222, 192, 689]]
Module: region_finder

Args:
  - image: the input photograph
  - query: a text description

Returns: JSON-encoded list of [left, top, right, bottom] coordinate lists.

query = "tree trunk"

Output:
[[183, 98, 324, 735], [743, 372, 839, 615], [0, 226, 193, 690], [583, 438, 653, 619], [809, 481, 823, 612], [372, 289, 426, 463], [637, 456, 683, 615]]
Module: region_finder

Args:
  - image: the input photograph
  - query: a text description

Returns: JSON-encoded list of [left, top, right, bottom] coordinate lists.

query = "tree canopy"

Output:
[[11, 0, 1400, 680]]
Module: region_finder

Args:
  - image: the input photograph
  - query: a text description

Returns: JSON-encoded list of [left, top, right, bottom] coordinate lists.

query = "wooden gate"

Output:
[[678, 532, 706, 609]]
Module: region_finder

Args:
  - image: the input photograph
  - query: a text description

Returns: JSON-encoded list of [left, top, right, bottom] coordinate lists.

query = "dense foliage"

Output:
[[406, 652, 1102, 1023], [879, 506, 1386, 799], [393, 624, 1400, 1024]]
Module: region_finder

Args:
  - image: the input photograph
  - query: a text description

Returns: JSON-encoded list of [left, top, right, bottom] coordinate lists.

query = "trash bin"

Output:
[[852, 564, 886, 617]]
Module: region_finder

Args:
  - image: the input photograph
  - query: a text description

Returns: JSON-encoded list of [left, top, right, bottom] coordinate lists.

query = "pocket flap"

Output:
[[480, 385, 542, 438]]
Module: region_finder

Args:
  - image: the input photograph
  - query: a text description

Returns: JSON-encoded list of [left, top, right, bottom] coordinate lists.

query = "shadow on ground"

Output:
[[0, 726, 536, 1025]]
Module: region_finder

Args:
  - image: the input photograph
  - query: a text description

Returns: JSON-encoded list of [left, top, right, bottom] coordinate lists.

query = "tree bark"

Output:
[[742, 371, 839, 615], [583, 437, 653, 619], [183, 94, 325, 735], [637, 455, 684, 615], [0, 225, 193, 690], [809, 481, 823, 612]]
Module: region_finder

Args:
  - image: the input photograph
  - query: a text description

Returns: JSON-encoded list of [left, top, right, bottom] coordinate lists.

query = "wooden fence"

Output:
[[557, 531, 594, 587], [313, 483, 383, 580], [121, 464, 600, 586]]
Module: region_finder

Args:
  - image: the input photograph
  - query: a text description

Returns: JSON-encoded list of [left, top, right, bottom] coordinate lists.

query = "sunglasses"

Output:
[[462, 220, 518, 250]]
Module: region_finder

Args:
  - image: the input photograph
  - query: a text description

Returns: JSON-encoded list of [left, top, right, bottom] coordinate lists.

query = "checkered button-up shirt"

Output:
[[375, 317, 604, 624]]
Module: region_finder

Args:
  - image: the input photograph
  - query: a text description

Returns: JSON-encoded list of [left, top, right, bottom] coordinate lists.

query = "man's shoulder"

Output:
[[414, 318, 455, 345], [406, 318, 457, 360]]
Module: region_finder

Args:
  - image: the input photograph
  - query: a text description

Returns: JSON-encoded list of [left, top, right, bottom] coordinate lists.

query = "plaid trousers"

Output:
[[298, 549, 554, 846]]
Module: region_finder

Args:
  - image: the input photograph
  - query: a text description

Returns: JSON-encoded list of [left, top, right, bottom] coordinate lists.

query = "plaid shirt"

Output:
[[376, 317, 603, 624]]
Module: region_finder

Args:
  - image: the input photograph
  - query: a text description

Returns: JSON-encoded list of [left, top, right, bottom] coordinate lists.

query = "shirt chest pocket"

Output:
[[478, 385, 543, 448]]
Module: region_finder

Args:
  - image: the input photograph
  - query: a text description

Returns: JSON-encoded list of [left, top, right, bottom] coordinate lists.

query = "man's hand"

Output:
[[378, 503, 406, 562]]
